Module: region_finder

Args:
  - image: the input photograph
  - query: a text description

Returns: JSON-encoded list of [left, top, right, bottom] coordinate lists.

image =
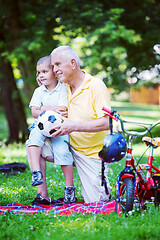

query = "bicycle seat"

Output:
[[142, 137, 160, 147]]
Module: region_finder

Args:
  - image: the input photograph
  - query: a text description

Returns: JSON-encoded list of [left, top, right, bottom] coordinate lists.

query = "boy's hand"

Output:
[[36, 73, 42, 86], [40, 105, 68, 118]]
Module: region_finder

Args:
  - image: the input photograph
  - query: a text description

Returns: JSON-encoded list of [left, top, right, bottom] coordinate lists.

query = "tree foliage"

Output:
[[80, 8, 141, 91], [51, 0, 160, 90]]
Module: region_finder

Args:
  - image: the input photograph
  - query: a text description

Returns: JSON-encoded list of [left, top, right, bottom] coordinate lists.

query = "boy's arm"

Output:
[[40, 105, 68, 117], [31, 105, 68, 118], [31, 106, 45, 118]]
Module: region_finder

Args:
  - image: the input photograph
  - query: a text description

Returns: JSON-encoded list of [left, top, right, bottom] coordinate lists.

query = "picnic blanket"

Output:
[[0, 200, 116, 215]]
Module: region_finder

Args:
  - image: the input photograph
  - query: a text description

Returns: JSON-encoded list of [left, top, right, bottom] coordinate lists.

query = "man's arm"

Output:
[[50, 115, 110, 138]]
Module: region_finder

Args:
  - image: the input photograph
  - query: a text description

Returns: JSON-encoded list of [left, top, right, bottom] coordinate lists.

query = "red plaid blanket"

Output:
[[0, 200, 115, 215]]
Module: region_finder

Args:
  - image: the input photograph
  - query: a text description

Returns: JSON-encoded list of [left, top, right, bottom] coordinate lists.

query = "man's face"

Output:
[[51, 51, 73, 83]]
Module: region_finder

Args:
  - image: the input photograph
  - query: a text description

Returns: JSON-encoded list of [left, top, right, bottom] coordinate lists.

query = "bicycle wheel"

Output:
[[152, 174, 160, 208], [154, 190, 160, 208], [116, 177, 134, 214]]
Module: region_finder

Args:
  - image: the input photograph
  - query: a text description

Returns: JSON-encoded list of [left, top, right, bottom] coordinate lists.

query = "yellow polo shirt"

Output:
[[66, 71, 111, 159]]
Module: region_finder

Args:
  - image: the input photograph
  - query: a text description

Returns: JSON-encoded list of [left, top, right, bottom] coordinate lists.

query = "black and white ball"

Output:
[[37, 110, 62, 137]]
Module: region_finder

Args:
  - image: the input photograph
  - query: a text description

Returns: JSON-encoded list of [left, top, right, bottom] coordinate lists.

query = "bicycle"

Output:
[[101, 107, 160, 214]]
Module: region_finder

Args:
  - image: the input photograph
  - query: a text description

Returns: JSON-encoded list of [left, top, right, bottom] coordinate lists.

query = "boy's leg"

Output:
[[51, 135, 76, 204], [26, 147, 43, 186], [27, 126, 46, 171], [36, 156, 49, 199], [28, 145, 42, 171], [27, 146, 43, 186], [61, 165, 73, 186], [26, 126, 46, 186], [32, 156, 56, 204], [61, 165, 76, 204], [27, 146, 53, 202]]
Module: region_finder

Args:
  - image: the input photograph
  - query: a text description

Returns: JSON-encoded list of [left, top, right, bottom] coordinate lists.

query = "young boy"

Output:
[[26, 56, 76, 204]]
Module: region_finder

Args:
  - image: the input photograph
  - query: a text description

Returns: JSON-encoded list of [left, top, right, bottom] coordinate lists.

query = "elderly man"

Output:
[[49, 46, 112, 203]]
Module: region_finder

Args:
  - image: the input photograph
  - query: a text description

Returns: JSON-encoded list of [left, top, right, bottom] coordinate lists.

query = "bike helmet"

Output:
[[99, 132, 127, 163]]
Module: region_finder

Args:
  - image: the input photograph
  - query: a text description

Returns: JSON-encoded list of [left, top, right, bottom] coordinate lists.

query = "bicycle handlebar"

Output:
[[102, 107, 160, 137]]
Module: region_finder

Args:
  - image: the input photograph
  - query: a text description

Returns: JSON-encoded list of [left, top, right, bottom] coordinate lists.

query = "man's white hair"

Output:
[[51, 46, 81, 67]]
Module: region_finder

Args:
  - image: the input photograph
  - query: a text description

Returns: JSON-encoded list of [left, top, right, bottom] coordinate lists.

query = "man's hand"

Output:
[[50, 117, 75, 138]]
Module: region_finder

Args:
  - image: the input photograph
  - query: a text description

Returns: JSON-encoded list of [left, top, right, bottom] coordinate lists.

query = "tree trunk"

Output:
[[0, 56, 29, 144]]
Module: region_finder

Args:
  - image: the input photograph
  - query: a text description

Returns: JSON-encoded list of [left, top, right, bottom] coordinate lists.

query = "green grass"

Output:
[[1, 208, 160, 240], [0, 101, 160, 240]]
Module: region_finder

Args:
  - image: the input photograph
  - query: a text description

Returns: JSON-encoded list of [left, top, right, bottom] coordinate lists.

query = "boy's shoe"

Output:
[[64, 186, 76, 204], [31, 170, 43, 186], [31, 193, 56, 205]]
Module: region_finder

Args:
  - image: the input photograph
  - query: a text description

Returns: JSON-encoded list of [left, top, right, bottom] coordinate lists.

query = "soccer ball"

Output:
[[37, 110, 62, 137]]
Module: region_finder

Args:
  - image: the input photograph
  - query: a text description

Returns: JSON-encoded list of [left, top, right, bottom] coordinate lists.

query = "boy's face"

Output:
[[36, 63, 56, 87]]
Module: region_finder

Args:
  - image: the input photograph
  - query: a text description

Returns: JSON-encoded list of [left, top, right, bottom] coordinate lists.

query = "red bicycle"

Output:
[[102, 107, 160, 214]]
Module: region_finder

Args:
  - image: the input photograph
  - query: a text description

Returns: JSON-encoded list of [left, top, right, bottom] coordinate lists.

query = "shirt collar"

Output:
[[41, 80, 61, 93], [66, 70, 91, 94]]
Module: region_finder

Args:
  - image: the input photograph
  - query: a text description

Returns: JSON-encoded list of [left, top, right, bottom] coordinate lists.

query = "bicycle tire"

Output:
[[154, 190, 160, 208], [116, 177, 134, 214]]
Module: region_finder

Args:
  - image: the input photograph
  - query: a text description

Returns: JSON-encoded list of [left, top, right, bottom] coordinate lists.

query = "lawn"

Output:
[[0, 101, 160, 240]]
